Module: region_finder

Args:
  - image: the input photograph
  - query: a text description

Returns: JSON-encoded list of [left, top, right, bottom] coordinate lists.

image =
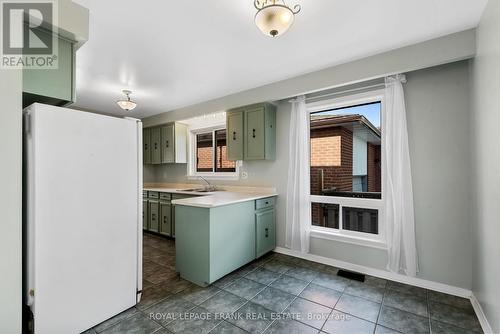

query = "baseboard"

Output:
[[274, 246, 472, 298], [470, 293, 494, 334]]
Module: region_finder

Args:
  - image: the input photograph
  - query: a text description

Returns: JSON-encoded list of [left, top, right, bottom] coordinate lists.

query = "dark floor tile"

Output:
[[284, 297, 331, 330], [138, 285, 173, 311], [262, 260, 293, 274], [334, 293, 381, 322], [235, 263, 259, 277], [94, 307, 138, 333], [312, 272, 349, 292], [431, 319, 483, 334], [143, 280, 155, 290], [144, 295, 197, 326], [378, 305, 430, 334], [427, 291, 474, 312], [251, 287, 295, 313], [383, 289, 428, 317], [224, 278, 267, 300], [210, 321, 249, 334], [429, 301, 482, 332], [270, 275, 309, 295], [345, 281, 385, 303], [214, 272, 243, 289], [296, 260, 328, 272], [270, 253, 302, 265], [322, 310, 375, 334], [286, 267, 320, 282], [299, 283, 341, 308], [264, 319, 318, 334], [229, 302, 274, 333], [99, 313, 162, 334], [200, 291, 247, 314], [245, 268, 281, 285], [386, 281, 427, 298], [178, 285, 221, 305], [164, 306, 221, 334], [375, 325, 401, 334], [364, 276, 387, 289], [146, 268, 178, 284], [166, 277, 196, 294]]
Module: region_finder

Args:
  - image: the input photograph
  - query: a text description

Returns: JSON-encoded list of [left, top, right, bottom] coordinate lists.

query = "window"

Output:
[[190, 127, 238, 179], [308, 91, 385, 247]]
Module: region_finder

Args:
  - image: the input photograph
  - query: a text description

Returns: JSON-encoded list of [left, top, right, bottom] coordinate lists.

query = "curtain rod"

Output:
[[305, 82, 386, 102]]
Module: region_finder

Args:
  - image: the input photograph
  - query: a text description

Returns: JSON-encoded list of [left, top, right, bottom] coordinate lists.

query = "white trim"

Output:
[[186, 126, 240, 180], [470, 294, 494, 334], [310, 228, 387, 250], [307, 90, 386, 245], [274, 246, 472, 298]]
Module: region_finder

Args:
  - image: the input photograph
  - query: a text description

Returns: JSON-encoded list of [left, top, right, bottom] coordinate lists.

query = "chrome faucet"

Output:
[[199, 176, 216, 192]]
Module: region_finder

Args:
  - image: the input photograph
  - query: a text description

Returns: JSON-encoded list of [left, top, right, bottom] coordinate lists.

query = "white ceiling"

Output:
[[72, 0, 487, 118]]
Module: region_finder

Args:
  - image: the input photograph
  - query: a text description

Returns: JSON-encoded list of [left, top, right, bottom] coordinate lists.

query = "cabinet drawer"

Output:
[[148, 191, 159, 199], [255, 197, 275, 210], [160, 192, 171, 200]]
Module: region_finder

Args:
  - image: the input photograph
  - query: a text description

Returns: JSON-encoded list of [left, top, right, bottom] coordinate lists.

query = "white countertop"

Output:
[[143, 183, 277, 208]]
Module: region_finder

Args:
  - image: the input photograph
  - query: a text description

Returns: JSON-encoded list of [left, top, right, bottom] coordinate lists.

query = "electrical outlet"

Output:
[[241, 171, 248, 179]]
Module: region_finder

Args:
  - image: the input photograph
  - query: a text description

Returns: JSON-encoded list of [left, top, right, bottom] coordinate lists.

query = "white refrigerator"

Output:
[[24, 103, 143, 334]]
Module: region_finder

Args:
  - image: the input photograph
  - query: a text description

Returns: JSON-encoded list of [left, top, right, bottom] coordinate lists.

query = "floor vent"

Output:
[[337, 269, 365, 282]]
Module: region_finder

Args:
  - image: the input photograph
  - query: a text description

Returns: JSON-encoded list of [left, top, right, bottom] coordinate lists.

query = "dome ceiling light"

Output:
[[254, 0, 301, 37], [116, 90, 137, 111]]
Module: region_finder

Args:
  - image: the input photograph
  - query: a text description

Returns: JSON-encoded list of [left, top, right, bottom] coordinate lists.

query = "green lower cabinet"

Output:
[[159, 202, 172, 237], [149, 200, 159, 232], [142, 200, 149, 230], [175, 196, 277, 287], [256, 208, 276, 258], [176, 201, 256, 286]]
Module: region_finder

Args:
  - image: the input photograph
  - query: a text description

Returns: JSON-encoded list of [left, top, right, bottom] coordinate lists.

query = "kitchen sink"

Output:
[[179, 188, 221, 193]]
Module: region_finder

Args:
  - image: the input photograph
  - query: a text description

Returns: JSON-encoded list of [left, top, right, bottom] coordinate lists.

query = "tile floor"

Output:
[[83, 233, 483, 334]]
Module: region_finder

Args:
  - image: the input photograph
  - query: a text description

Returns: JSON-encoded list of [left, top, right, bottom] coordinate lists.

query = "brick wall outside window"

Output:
[[310, 127, 353, 224]]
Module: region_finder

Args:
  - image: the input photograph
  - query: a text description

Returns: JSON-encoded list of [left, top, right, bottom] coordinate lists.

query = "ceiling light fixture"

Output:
[[254, 0, 301, 37], [116, 90, 137, 111]]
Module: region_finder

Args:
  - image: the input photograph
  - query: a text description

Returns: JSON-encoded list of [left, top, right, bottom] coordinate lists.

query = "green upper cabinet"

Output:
[[144, 122, 187, 165], [143, 128, 151, 164], [161, 124, 175, 163], [150, 127, 161, 164], [23, 32, 76, 108], [226, 103, 276, 161], [226, 110, 244, 160]]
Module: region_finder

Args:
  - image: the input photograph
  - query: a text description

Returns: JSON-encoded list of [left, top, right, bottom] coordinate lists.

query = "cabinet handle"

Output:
[[265, 228, 269, 237], [252, 129, 256, 138], [145, 143, 148, 150], [152, 214, 156, 219], [164, 217, 167, 223], [154, 143, 158, 149], [166, 140, 169, 148], [233, 131, 236, 141], [265, 201, 269, 205]]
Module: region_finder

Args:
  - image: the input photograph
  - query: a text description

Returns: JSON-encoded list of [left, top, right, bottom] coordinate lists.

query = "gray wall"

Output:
[[147, 60, 474, 289], [0, 70, 23, 332], [471, 0, 500, 331]]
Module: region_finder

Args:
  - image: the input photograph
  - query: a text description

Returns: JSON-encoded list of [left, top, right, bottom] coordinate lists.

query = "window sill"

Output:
[[310, 228, 387, 250], [187, 174, 240, 181]]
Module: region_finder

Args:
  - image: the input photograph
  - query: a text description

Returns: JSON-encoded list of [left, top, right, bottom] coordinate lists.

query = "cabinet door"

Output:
[[142, 200, 149, 230], [151, 127, 161, 164], [227, 111, 244, 160], [244, 107, 266, 160], [255, 208, 276, 258], [160, 202, 172, 236], [161, 124, 175, 163], [143, 128, 151, 164], [149, 200, 159, 232]]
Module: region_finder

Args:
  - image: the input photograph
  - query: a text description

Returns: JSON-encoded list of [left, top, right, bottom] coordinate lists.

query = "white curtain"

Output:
[[285, 95, 311, 254], [383, 74, 418, 276]]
